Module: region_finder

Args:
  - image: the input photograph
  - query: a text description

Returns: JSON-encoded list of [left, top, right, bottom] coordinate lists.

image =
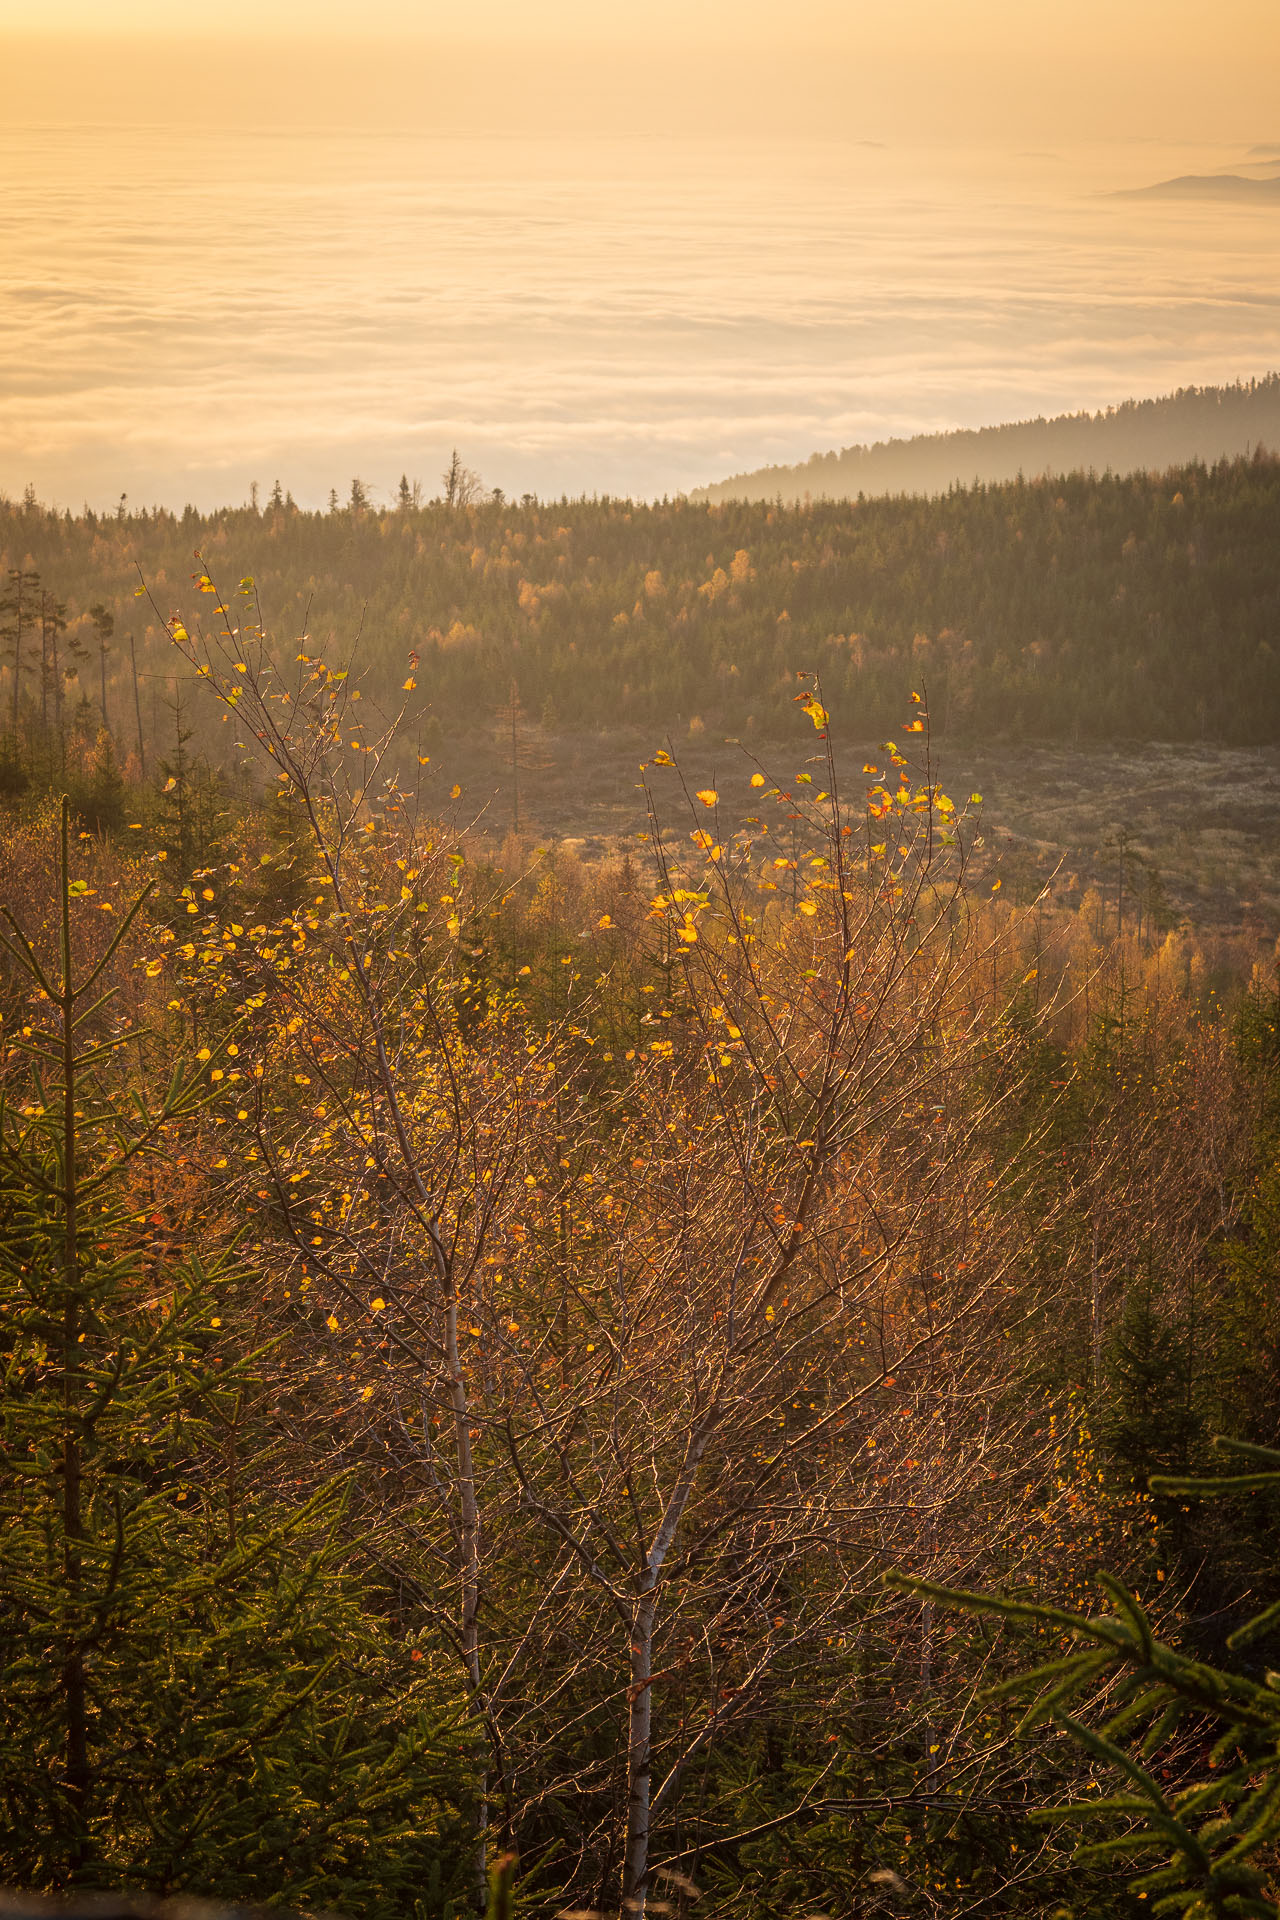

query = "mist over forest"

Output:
[[693, 376, 1280, 505], [5, 0, 1280, 1897]]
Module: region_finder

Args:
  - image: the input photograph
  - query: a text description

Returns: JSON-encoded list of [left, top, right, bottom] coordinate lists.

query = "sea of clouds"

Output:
[[3, 128, 1279, 509]]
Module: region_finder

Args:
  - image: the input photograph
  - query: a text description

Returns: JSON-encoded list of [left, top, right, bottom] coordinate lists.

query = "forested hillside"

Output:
[[5, 640, 1280, 1915], [693, 375, 1280, 504], [3, 453, 1279, 775]]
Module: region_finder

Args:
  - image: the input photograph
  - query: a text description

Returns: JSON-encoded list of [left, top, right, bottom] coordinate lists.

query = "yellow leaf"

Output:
[[969, 792, 983, 804], [652, 749, 674, 766], [798, 900, 818, 916], [163, 776, 178, 792], [170, 621, 188, 642], [403, 677, 417, 690], [326, 1313, 339, 1332], [696, 789, 718, 807], [451, 783, 462, 799], [597, 913, 613, 929], [750, 772, 765, 787], [991, 878, 1002, 891], [371, 1297, 386, 1312], [800, 696, 828, 730], [903, 719, 924, 732], [418, 754, 431, 765]]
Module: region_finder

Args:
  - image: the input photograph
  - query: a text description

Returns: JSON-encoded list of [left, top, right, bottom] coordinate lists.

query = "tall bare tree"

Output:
[[157, 581, 1089, 1913], [442, 450, 484, 508]]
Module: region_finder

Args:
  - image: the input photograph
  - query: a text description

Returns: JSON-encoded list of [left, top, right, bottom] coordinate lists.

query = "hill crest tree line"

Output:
[[691, 375, 1280, 508]]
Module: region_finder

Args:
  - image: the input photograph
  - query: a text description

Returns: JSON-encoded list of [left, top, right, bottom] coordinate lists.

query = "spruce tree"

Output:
[[890, 1441, 1280, 1917], [0, 801, 474, 1907]]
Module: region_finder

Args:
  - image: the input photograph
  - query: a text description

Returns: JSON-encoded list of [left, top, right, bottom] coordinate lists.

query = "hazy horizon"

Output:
[[4, 0, 1279, 142]]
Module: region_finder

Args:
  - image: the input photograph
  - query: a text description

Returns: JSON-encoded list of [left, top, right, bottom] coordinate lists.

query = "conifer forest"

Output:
[[7, 455, 1280, 1920]]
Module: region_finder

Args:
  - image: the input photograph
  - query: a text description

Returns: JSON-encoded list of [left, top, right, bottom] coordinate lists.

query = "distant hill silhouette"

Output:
[[691, 375, 1280, 504], [1116, 174, 1280, 201]]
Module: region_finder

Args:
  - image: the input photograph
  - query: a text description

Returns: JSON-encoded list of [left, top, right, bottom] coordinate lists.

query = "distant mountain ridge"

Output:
[[1115, 174, 1280, 201], [691, 374, 1280, 505]]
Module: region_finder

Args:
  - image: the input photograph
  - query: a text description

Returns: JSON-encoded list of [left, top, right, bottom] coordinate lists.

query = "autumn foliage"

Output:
[[3, 566, 1280, 1918]]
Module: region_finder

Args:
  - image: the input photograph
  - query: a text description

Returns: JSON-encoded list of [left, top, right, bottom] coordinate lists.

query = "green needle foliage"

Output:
[[0, 800, 474, 1909], [889, 1438, 1280, 1918]]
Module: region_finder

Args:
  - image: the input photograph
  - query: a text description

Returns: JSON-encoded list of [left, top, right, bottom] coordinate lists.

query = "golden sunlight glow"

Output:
[[2, 0, 1278, 140]]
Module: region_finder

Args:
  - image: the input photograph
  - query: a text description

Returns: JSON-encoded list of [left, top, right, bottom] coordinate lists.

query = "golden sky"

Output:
[[4, 0, 1279, 141], [0, 0, 1273, 41]]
